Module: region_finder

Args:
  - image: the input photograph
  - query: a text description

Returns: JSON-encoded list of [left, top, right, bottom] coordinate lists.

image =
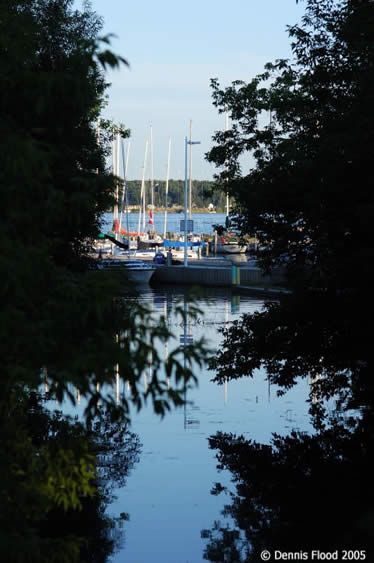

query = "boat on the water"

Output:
[[90, 238, 112, 256], [163, 238, 205, 259], [96, 257, 155, 284], [214, 241, 247, 254], [137, 230, 164, 250]]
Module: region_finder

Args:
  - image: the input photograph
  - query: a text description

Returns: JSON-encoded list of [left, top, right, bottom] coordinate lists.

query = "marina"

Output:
[[93, 211, 285, 290], [93, 251, 284, 290], [101, 134, 252, 268]]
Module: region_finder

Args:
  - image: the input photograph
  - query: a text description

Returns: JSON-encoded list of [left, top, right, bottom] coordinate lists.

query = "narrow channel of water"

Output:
[[108, 287, 312, 563]]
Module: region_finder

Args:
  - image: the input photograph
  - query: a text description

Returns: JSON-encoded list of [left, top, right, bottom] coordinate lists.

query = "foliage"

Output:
[[0, 1, 208, 560], [207, 0, 374, 411], [0, 392, 140, 563], [202, 409, 374, 561], [0, 0, 207, 436], [204, 2, 374, 560]]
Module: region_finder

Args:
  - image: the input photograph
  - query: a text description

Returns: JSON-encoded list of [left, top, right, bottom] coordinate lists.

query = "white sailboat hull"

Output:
[[96, 258, 155, 284], [125, 268, 155, 284], [215, 243, 247, 254]]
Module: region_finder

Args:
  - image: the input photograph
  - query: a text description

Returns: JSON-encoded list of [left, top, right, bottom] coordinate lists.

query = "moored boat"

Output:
[[214, 241, 247, 254], [90, 238, 112, 256], [96, 257, 155, 284], [163, 238, 205, 259]]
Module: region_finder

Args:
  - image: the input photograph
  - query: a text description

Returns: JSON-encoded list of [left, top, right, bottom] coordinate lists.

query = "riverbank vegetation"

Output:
[[205, 0, 374, 558]]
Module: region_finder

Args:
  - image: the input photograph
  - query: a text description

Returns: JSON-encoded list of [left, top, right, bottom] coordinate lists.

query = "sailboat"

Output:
[[96, 256, 155, 284], [213, 216, 247, 255], [214, 238, 247, 254], [161, 130, 203, 259], [98, 133, 156, 284], [135, 126, 163, 251]]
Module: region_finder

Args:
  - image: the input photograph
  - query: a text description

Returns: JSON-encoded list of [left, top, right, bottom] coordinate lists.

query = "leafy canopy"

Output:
[[207, 0, 374, 415], [0, 1, 208, 561]]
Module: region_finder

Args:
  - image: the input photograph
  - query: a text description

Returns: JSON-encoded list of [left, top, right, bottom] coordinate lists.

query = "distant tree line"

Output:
[[124, 179, 227, 210]]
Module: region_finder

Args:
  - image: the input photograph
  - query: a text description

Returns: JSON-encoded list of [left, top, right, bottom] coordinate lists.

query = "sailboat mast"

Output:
[[163, 137, 171, 239], [112, 134, 119, 227], [116, 133, 120, 232], [116, 132, 120, 179], [119, 139, 131, 235], [118, 137, 124, 233], [188, 120, 192, 219], [150, 124, 154, 211], [225, 111, 230, 218], [124, 141, 131, 247], [138, 139, 148, 234]]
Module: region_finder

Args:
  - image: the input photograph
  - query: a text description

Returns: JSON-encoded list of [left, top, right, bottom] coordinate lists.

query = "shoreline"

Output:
[[122, 207, 224, 214]]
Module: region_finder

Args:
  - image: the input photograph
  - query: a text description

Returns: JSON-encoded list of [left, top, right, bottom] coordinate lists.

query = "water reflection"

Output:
[[201, 414, 374, 561], [109, 287, 312, 563], [17, 394, 141, 562]]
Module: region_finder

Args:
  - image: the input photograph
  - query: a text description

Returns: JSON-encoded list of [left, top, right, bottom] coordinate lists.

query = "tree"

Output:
[[0, 0, 121, 264], [207, 0, 374, 416], [0, 392, 141, 563], [205, 4, 374, 557], [0, 2, 207, 560], [202, 412, 374, 561], [0, 0, 207, 428]]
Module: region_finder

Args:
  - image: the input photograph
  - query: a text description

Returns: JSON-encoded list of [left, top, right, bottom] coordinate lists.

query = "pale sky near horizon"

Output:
[[77, 0, 305, 179]]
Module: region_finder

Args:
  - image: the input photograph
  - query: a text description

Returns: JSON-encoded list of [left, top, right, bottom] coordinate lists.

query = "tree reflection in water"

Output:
[[202, 410, 374, 562], [26, 394, 141, 563]]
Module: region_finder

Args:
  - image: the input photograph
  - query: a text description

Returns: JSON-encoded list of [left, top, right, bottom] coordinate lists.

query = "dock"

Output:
[[151, 258, 287, 293]]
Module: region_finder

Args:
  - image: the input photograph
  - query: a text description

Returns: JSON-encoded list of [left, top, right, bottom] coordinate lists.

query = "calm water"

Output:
[[108, 287, 312, 563], [101, 212, 227, 236]]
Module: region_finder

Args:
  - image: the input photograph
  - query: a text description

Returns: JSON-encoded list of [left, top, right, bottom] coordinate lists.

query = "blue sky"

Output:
[[78, 0, 305, 179]]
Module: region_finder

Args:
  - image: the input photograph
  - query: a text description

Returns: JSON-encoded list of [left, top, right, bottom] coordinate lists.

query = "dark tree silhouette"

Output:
[[207, 0, 374, 415], [203, 2, 374, 560], [0, 2, 207, 561]]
